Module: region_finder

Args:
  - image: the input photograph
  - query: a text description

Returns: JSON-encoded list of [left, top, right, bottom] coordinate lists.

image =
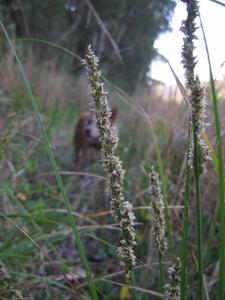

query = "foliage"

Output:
[[0, 0, 175, 92]]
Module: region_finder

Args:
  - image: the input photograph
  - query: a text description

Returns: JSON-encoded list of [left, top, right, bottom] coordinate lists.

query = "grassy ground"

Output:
[[1, 49, 225, 299]]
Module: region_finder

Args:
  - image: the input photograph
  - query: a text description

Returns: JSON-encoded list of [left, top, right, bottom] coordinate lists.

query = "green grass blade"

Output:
[[0, 22, 98, 300], [202, 133, 225, 264], [21, 38, 81, 61], [180, 124, 191, 299], [209, 0, 225, 8], [204, 199, 219, 264], [198, 11, 225, 300]]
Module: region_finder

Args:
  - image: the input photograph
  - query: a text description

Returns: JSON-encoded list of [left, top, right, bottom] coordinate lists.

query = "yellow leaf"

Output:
[[120, 286, 130, 300]]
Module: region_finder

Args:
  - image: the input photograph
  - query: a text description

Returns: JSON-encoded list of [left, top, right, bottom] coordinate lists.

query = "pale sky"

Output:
[[150, 0, 225, 86]]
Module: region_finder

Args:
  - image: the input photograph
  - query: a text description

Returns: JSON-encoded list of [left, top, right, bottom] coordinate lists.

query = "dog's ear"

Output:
[[110, 107, 118, 123]]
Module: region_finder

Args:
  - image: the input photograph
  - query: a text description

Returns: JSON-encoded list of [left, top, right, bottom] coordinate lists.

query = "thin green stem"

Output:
[[209, 0, 225, 8], [204, 199, 220, 264], [180, 124, 191, 299], [21, 38, 82, 61], [198, 11, 225, 300], [0, 22, 98, 300], [159, 254, 164, 293], [193, 119, 204, 300], [130, 269, 140, 300]]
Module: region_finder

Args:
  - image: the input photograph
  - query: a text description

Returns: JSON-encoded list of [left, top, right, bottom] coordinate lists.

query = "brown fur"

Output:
[[74, 107, 118, 168]]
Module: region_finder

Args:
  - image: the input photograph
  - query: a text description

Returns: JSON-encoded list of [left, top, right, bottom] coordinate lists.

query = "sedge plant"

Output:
[[83, 45, 139, 300], [181, 1, 211, 298]]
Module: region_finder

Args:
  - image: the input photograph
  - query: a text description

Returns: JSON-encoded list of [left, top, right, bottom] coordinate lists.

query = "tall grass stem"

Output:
[[193, 123, 204, 299], [180, 124, 191, 299], [131, 269, 140, 300]]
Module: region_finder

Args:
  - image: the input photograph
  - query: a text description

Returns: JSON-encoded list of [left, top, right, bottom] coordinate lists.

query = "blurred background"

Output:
[[0, 0, 175, 92]]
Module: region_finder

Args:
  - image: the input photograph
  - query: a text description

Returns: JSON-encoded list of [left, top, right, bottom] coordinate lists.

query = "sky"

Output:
[[150, 0, 225, 86]]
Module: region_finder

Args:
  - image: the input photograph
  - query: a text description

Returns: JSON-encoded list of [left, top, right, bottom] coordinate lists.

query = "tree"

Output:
[[0, 0, 176, 93]]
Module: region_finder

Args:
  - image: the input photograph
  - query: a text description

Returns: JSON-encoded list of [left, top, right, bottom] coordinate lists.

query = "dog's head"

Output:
[[83, 107, 118, 144], [83, 113, 99, 141], [75, 107, 119, 167]]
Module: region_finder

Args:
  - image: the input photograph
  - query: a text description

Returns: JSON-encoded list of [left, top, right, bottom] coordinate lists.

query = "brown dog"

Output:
[[74, 107, 118, 168]]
